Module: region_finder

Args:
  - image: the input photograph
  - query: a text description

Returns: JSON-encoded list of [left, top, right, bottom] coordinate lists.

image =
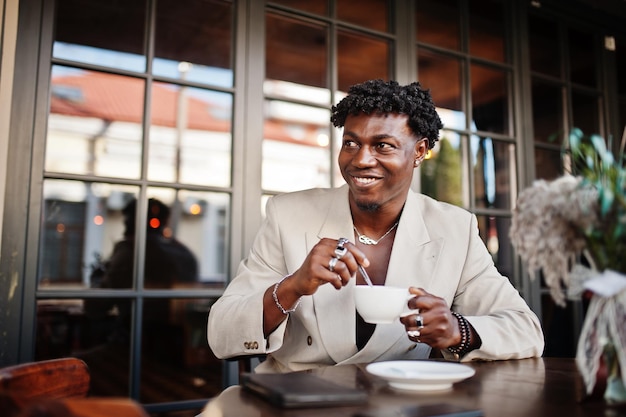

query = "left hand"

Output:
[[399, 287, 462, 349]]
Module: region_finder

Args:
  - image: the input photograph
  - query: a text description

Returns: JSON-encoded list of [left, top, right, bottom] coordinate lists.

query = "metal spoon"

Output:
[[358, 264, 374, 287]]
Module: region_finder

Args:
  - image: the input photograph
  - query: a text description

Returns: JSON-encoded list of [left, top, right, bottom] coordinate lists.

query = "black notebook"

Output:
[[240, 372, 369, 408]]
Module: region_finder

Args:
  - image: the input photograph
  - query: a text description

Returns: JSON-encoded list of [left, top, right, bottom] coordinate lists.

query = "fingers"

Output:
[[402, 289, 457, 348], [296, 237, 369, 293], [328, 237, 369, 288]]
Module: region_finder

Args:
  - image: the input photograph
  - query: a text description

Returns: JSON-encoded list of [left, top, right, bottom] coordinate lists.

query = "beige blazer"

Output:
[[207, 186, 544, 372]]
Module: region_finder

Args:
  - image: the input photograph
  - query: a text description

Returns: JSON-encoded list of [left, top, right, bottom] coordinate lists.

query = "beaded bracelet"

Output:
[[448, 311, 471, 357], [272, 273, 302, 315]]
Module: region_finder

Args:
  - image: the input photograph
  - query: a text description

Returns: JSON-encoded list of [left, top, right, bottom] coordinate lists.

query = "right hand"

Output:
[[288, 237, 369, 296]]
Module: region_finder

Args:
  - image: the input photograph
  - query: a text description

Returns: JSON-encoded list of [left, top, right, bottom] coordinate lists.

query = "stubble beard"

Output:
[[355, 201, 381, 212]]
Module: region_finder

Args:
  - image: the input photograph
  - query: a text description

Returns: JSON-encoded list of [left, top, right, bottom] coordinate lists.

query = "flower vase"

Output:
[[576, 270, 626, 404]]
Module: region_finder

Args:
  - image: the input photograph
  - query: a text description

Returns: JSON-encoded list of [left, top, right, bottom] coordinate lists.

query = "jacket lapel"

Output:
[[309, 186, 359, 363]]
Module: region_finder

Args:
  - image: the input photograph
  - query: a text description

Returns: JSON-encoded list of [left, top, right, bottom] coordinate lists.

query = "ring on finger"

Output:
[[328, 257, 339, 272], [407, 329, 421, 338], [415, 314, 424, 329], [337, 237, 349, 247], [334, 246, 347, 259]]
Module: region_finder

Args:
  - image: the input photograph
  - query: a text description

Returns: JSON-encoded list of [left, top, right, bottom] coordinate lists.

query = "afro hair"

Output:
[[330, 79, 443, 149]]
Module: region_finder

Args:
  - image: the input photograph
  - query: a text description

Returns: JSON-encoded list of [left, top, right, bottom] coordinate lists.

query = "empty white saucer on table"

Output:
[[366, 361, 475, 392]]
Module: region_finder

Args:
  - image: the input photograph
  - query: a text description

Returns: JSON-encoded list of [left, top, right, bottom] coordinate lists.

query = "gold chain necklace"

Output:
[[353, 221, 399, 245]]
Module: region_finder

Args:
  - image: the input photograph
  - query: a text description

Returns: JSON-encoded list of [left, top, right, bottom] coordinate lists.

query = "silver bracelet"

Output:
[[272, 273, 301, 315]]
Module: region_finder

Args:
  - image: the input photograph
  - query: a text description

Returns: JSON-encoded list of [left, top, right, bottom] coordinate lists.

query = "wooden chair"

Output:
[[0, 358, 90, 401], [0, 358, 147, 417]]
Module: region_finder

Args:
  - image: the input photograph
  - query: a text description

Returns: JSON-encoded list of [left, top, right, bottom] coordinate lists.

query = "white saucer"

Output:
[[366, 360, 475, 392]]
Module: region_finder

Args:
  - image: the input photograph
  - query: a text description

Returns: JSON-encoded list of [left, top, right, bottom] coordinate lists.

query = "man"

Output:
[[208, 79, 544, 372]]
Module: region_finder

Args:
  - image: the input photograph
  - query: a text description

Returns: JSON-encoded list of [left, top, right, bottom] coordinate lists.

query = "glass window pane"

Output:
[[619, 97, 626, 135], [534, 147, 563, 180], [36, 298, 132, 396], [262, 101, 331, 192], [141, 297, 222, 402], [154, 0, 233, 88], [47, 67, 144, 179], [149, 83, 232, 187], [271, 0, 328, 15], [471, 64, 509, 135], [420, 132, 464, 207], [53, 0, 146, 72], [472, 137, 515, 210], [528, 13, 561, 77], [618, 37, 626, 95], [469, 0, 506, 62], [266, 13, 328, 89], [337, 0, 390, 32], [418, 50, 464, 129], [476, 215, 514, 284], [568, 28, 597, 87], [337, 31, 390, 93], [415, 0, 460, 51], [144, 188, 230, 287], [38, 180, 138, 289], [531, 80, 564, 144], [571, 91, 600, 136]]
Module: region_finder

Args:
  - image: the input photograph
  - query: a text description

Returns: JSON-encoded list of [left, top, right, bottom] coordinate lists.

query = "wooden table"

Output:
[[200, 358, 626, 417]]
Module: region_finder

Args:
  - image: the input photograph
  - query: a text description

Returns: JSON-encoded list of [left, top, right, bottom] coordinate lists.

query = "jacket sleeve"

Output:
[[446, 214, 545, 361], [207, 196, 290, 359]]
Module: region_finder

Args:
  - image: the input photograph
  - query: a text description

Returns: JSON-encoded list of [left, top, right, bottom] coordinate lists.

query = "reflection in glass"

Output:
[[572, 91, 600, 136], [468, 0, 505, 62], [39, 180, 138, 288], [154, 0, 233, 87], [141, 298, 222, 403], [472, 137, 515, 210], [262, 100, 331, 192], [528, 13, 561, 77], [266, 13, 328, 89], [476, 216, 514, 283], [53, 0, 146, 72], [532, 80, 563, 144], [534, 147, 563, 180], [47, 67, 144, 179], [417, 50, 463, 116], [471, 64, 509, 135], [415, 0, 460, 51], [568, 28, 597, 87], [38, 182, 229, 289], [36, 298, 132, 396], [337, 31, 389, 93], [149, 83, 232, 187], [420, 132, 464, 207], [337, 0, 389, 32], [145, 188, 230, 285]]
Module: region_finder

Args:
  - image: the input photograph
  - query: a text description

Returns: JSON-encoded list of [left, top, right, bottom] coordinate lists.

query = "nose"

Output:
[[352, 146, 376, 167]]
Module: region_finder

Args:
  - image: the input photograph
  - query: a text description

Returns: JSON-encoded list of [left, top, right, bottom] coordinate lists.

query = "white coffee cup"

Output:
[[354, 285, 413, 324]]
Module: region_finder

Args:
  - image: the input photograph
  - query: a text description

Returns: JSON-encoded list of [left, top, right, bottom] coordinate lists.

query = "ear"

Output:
[[413, 138, 429, 167]]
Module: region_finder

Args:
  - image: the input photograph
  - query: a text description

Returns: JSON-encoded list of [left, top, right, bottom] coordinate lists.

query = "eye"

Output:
[[376, 142, 395, 151], [342, 139, 358, 149]]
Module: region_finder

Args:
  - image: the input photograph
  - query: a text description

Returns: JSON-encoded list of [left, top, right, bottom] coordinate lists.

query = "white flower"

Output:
[[510, 175, 599, 306]]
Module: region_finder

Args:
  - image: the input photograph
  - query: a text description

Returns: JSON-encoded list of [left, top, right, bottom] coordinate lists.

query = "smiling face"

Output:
[[339, 112, 428, 213]]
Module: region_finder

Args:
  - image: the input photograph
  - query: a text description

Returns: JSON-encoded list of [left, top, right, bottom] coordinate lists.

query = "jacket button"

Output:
[[252, 341, 259, 349], [307, 336, 313, 346]]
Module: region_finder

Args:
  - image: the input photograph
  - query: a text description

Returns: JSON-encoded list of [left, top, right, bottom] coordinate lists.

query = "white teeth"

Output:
[[354, 177, 376, 184]]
